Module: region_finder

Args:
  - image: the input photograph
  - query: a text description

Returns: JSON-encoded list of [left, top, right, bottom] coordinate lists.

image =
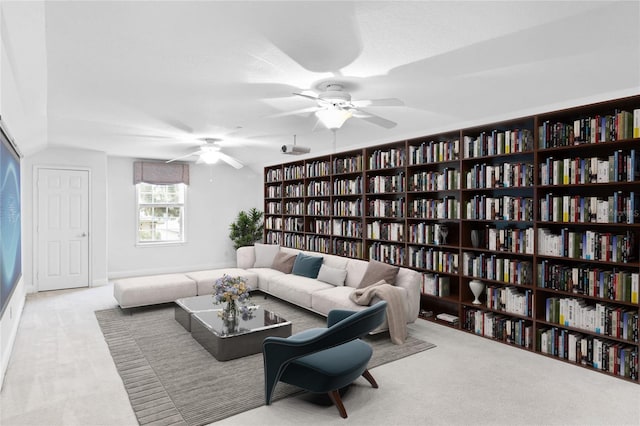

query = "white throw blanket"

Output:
[[349, 280, 407, 345]]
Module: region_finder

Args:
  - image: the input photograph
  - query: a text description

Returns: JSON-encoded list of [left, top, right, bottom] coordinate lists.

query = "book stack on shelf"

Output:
[[263, 96, 640, 383]]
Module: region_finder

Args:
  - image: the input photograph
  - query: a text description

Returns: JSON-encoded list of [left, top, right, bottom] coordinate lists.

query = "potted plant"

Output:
[[229, 208, 264, 249]]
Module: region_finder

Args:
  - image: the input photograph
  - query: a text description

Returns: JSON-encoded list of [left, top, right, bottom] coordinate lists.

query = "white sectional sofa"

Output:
[[113, 244, 421, 329]]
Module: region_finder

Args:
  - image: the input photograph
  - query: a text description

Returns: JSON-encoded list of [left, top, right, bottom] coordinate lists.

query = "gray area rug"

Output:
[[95, 296, 436, 426]]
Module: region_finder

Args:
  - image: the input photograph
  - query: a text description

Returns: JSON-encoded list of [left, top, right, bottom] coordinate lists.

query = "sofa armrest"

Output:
[[237, 246, 255, 269], [395, 268, 421, 321]]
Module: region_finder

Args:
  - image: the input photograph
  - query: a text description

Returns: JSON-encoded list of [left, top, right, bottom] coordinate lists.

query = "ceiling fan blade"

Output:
[[351, 109, 397, 129], [217, 152, 244, 169], [166, 150, 202, 163], [293, 92, 320, 102], [351, 98, 405, 108], [270, 106, 321, 118]]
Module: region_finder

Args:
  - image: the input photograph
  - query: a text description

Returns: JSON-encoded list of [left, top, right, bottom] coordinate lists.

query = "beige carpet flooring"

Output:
[[1, 284, 639, 426]]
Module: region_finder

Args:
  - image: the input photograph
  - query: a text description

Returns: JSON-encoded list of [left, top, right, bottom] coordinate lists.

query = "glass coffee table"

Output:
[[175, 295, 292, 361]]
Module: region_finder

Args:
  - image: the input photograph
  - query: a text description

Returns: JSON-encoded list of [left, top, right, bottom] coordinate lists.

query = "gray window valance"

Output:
[[133, 161, 190, 185]]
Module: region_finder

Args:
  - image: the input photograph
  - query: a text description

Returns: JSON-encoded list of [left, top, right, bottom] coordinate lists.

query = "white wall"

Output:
[[107, 156, 263, 278]]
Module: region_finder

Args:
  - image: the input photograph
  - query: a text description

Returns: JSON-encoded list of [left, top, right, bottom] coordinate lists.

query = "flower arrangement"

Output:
[[212, 274, 254, 320]]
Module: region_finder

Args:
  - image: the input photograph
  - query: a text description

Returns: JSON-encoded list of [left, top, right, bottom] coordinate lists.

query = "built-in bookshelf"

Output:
[[263, 95, 640, 383]]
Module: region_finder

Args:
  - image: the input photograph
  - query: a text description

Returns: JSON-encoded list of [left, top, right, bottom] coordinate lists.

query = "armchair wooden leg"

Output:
[[327, 390, 348, 419], [362, 369, 379, 388]]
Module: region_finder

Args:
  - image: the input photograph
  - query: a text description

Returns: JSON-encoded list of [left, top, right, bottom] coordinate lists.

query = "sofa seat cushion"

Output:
[[185, 268, 258, 296], [311, 285, 412, 322], [268, 274, 334, 308], [113, 273, 197, 308], [246, 268, 285, 292]]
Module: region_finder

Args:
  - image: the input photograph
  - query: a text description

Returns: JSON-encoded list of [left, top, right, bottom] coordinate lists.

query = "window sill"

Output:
[[136, 241, 186, 248]]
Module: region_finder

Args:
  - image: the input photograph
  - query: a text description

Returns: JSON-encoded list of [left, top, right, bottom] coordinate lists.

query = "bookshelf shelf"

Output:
[[264, 95, 640, 383]]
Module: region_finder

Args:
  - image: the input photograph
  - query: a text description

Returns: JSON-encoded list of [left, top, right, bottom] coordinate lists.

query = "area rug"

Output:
[[95, 296, 436, 426]]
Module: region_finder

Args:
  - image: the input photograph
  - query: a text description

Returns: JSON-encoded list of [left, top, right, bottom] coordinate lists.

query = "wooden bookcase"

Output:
[[263, 95, 640, 383]]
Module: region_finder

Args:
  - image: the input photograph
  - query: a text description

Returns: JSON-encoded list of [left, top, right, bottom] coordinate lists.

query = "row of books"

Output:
[[465, 195, 534, 221], [283, 164, 305, 180], [408, 197, 460, 220], [306, 180, 331, 196], [305, 235, 331, 254], [306, 200, 330, 216], [334, 177, 362, 195], [485, 286, 533, 317], [407, 222, 451, 245], [333, 155, 363, 174], [265, 201, 281, 214], [368, 173, 405, 193], [309, 219, 331, 235], [462, 252, 532, 285], [409, 168, 460, 192], [283, 201, 304, 215], [537, 327, 638, 380], [408, 247, 459, 273], [367, 221, 404, 242], [332, 219, 362, 238], [538, 109, 640, 148], [368, 198, 405, 218], [265, 230, 283, 245], [333, 239, 363, 258], [283, 232, 305, 249], [264, 216, 282, 231], [544, 297, 638, 342], [408, 139, 460, 165], [283, 217, 304, 232], [265, 185, 281, 198], [463, 308, 533, 348], [306, 160, 331, 178], [465, 162, 534, 189], [283, 182, 304, 197], [265, 168, 283, 183], [462, 129, 534, 159], [333, 199, 362, 216], [539, 192, 638, 224], [478, 226, 535, 255], [369, 242, 405, 266], [537, 228, 635, 263], [539, 150, 639, 185], [368, 148, 405, 170], [422, 274, 451, 297], [537, 261, 639, 303]]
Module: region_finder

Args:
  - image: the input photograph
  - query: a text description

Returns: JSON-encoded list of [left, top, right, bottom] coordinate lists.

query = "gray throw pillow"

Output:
[[271, 251, 297, 274], [357, 260, 399, 289], [316, 264, 348, 286], [253, 243, 280, 268]]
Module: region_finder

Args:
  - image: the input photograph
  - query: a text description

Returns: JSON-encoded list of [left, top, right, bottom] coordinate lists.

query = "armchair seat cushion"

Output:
[[281, 340, 373, 393]]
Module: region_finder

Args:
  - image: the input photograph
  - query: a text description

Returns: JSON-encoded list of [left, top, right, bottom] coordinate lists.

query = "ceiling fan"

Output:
[[166, 138, 244, 169], [292, 82, 404, 130]]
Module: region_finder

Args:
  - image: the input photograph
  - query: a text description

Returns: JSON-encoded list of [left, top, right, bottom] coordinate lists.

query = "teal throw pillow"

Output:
[[291, 253, 324, 279]]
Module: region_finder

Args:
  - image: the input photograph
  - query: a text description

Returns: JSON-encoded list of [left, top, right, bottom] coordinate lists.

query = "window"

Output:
[[136, 183, 186, 244]]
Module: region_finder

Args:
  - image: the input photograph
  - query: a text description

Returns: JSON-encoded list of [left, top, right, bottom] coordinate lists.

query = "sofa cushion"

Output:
[[271, 251, 297, 273], [316, 264, 347, 286], [268, 274, 334, 308], [113, 273, 197, 308], [246, 268, 285, 292], [358, 260, 399, 289], [185, 268, 258, 296], [291, 253, 324, 278], [253, 243, 280, 267], [311, 285, 410, 323]]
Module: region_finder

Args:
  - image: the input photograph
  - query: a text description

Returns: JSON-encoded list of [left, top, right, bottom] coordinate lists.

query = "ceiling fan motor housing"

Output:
[[318, 84, 351, 106]]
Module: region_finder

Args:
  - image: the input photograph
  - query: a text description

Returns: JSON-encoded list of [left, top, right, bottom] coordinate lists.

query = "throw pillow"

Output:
[[316, 264, 348, 286], [357, 260, 399, 289], [253, 243, 280, 268], [291, 253, 324, 279], [271, 251, 297, 274]]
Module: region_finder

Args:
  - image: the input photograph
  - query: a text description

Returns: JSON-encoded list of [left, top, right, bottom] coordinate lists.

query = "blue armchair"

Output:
[[262, 301, 387, 418]]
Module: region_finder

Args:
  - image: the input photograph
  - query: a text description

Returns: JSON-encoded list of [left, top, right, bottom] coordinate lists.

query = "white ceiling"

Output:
[[3, 1, 640, 171]]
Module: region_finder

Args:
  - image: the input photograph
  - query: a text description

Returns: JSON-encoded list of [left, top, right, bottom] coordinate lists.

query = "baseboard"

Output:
[[0, 287, 26, 391]]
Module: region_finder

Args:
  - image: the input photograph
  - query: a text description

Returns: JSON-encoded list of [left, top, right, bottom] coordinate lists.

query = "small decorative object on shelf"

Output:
[[213, 274, 254, 321], [435, 224, 448, 245], [469, 279, 485, 305], [471, 229, 480, 248]]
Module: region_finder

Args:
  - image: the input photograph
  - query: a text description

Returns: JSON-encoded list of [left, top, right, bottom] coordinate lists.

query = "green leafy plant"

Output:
[[229, 208, 264, 249]]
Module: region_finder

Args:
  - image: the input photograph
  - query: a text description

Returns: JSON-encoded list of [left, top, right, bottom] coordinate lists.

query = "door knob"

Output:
[[81, 232, 87, 237]]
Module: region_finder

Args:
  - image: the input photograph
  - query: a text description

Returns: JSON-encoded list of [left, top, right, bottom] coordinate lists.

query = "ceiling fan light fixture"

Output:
[[200, 151, 220, 164], [316, 107, 352, 130]]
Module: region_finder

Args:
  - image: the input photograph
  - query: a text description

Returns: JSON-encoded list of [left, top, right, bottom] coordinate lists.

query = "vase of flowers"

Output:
[[213, 274, 254, 321]]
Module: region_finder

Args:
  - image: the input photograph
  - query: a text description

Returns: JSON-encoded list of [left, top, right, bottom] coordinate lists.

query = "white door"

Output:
[[37, 168, 90, 291]]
